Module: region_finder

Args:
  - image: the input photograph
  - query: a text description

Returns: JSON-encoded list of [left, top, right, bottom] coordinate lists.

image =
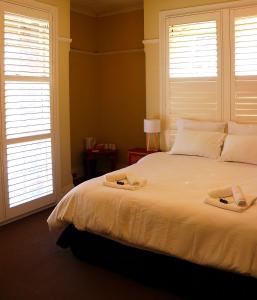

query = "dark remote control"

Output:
[[117, 181, 124, 185], [220, 198, 228, 204]]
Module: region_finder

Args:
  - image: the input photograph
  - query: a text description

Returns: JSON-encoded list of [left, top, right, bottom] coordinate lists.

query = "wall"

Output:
[[37, 0, 73, 194], [98, 10, 146, 166], [70, 9, 146, 174], [143, 0, 239, 118], [70, 12, 99, 176]]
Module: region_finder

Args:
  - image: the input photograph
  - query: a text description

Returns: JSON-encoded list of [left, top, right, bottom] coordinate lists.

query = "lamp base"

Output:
[[146, 133, 159, 152]]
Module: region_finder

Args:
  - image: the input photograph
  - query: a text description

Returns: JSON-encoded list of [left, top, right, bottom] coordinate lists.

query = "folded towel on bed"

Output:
[[105, 173, 127, 182], [104, 172, 147, 190], [205, 196, 247, 213], [126, 173, 147, 187], [103, 181, 141, 190], [206, 180, 257, 212], [208, 186, 232, 198]]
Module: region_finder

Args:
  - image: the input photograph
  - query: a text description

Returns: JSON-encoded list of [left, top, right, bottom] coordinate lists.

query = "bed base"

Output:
[[57, 224, 257, 299]]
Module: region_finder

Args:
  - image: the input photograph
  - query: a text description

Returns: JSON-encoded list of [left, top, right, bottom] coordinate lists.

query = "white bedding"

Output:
[[47, 153, 257, 277]]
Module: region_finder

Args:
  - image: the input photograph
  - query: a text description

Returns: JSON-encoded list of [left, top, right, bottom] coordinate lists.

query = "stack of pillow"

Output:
[[169, 119, 257, 165]]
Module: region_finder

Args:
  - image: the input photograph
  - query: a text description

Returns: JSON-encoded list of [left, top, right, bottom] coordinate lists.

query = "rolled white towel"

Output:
[[208, 186, 232, 199], [237, 180, 257, 207], [126, 173, 147, 187], [105, 172, 127, 182], [232, 185, 246, 207]]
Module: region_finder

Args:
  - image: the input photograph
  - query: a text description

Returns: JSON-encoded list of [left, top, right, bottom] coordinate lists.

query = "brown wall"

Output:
[[97, 10, 144, 52], [70, 9, 146, 175], [98, 10, 146, 166], [70, 13, 99, 176]]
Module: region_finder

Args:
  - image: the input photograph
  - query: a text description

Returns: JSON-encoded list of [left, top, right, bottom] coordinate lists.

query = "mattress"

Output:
[[47, 153, 257, 277]]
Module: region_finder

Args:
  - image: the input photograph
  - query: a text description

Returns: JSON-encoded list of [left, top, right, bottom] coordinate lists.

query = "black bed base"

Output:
[[57, 225, 257, 299]]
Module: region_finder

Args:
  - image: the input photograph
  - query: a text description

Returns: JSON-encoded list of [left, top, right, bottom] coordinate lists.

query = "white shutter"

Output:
[[0, 3, 57, 218], [4, 13, 50, 77], [231, 8, 257, 122], [164, 13, 221, 149], [5, 82, 51, 138], [168, 20, 217, 78], [7, 139, 53, 208]]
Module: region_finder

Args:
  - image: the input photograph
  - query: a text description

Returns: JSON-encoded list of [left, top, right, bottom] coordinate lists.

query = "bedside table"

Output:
[[128, 148, 158, 165], [84, 149, 117, 179]]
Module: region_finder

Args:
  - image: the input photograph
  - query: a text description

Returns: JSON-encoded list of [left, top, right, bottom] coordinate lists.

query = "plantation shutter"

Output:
[[164, 13, 221, 148], [0, 2, 57, 218], [231, 7, 257, 122]]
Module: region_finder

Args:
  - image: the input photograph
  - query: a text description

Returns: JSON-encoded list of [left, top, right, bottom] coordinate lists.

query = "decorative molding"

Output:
[[143, 39, 159, 45], [70, 2, 96, 17], [71, 48, 98, 56], [101, 48, 144, 56], [98, 6, 143, 18], [70, 7, 96, 17], [71, 48, 144, 56], [70, 3, 143, 18], [58, 37, 72, 44]]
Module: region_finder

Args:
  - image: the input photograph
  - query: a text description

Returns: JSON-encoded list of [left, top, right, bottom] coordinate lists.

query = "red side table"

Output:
[[128, 148, 158, 165]]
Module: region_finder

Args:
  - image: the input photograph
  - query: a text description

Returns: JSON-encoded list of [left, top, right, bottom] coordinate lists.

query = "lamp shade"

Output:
[[144, 119, 160, 133]]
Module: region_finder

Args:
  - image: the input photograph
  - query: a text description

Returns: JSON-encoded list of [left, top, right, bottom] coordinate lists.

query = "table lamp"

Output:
[[144, 119, 160, 151]]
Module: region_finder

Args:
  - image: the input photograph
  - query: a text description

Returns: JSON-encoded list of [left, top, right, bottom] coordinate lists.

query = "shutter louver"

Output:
[[5, 82, 51, 139], [165, 18, 220, 148], [2, 11, 54, 209], [169, 21, 217, 78], [7, 139, 53, 207], [232, 14, 257, 121], [4, 13, 50, 77]]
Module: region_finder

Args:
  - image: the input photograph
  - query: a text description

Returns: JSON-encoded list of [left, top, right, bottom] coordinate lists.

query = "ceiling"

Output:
[[71, 0, 143, 16]]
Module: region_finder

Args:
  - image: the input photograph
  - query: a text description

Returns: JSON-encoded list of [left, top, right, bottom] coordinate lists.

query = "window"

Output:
[[231, 7, 257, 122], [0, 1, 58, 220], [161, 3, 257, 149], [163, 12, 221, 147], [168, 20, 217, 78]]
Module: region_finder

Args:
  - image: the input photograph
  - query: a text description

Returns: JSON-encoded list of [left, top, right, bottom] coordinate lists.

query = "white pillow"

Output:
[[176, 118, 226, 133], [228, 121, 257, 135], [169, 129, 226, 159], [220, 135, 257, 165]]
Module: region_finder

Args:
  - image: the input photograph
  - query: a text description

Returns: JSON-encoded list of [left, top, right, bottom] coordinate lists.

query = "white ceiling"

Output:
[[71, 0, 143, 16]]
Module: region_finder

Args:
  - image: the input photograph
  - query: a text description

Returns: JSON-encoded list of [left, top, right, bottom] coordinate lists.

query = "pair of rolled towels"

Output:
[[104, 172, 147, 189], [208, 185, 251, 207]]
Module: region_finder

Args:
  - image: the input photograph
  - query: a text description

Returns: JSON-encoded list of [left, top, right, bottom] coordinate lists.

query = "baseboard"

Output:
[[0, 203, 56, 227]]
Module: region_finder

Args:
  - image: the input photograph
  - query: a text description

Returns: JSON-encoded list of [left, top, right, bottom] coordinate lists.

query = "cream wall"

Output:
[[37, 0, 72, 193], [70, 9, 146, 174], [144, 0, 239, 118]]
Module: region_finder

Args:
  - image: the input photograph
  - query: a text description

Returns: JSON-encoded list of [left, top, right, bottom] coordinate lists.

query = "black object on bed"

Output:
[[57, 224, 257, 299]]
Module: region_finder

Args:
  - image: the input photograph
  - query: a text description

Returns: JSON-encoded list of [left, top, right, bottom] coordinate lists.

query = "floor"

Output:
[[0, 208, 184, 300], [0, 208, 256, 300]]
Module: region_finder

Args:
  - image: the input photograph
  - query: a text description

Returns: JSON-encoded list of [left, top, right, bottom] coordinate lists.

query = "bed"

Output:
[[47, 151, 257, 278]]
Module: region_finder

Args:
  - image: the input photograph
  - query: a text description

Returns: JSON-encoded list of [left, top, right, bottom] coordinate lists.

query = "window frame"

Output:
[[160, 0, 257, 150], [0, 0, 60, 221]]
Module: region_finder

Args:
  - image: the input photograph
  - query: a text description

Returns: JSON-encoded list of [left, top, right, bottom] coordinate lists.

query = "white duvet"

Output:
[[47, 153, 257, 277]]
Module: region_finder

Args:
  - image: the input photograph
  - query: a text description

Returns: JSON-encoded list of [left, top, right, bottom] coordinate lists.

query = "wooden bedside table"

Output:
[[84, 149, 117, 179], [128, 148, 158, 165]]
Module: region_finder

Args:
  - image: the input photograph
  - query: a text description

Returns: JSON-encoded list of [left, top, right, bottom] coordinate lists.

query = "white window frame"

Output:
[[0, 0, 60, 222], [160, 0, 257, 150]]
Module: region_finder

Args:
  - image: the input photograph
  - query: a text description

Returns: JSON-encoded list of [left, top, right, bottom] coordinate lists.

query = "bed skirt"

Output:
[[56, 224, 257, 299]]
